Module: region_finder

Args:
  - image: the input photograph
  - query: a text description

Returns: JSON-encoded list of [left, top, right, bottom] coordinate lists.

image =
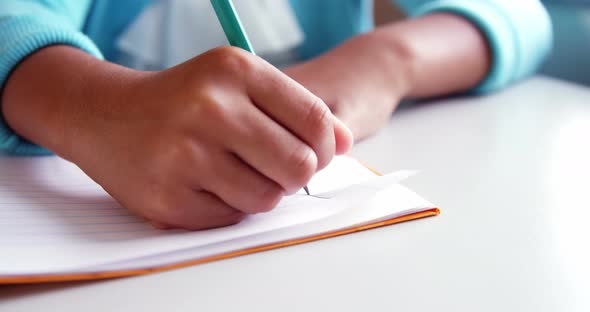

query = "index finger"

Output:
[[244, 58, 338, 170]]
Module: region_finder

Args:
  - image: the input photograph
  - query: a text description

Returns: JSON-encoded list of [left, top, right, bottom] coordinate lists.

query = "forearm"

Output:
[[370, 13, 491, 98], [1, 46, 143, 159]]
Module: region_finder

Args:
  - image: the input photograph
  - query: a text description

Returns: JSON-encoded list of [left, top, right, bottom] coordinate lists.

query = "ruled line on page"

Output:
[[0, 155, 164, 246]]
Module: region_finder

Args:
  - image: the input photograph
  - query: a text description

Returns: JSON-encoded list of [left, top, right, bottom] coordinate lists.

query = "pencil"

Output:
[[210, 0, 255, 55]]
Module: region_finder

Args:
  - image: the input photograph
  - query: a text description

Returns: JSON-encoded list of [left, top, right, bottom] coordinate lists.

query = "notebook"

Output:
[[0, 155, 439, 284]]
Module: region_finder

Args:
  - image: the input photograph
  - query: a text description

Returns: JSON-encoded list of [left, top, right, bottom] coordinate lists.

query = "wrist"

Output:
[[2, 46, 147, 161], [2, 47, 69, 155], [361, 27, 417, 100], [371, 13, 492, 98], [59, 55, 151, 164]]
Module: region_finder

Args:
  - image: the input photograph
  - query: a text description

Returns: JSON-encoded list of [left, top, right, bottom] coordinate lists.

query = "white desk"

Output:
[[1, 76, 589, 312]]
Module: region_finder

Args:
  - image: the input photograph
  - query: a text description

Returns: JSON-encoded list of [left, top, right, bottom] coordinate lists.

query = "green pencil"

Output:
[[210, 0, 256, 55]]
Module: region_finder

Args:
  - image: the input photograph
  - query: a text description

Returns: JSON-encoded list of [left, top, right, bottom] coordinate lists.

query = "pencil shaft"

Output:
[[210, 0, 255, 54]]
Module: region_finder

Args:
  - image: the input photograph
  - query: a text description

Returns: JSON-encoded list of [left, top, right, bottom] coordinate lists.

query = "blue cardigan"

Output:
[[0, 0, 552, 154]]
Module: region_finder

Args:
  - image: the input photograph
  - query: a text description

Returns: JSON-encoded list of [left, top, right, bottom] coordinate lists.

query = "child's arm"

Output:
[[2, 44, 353, 232], [286, 1, 552, 140], [0, 0, 102, 154], [286, 13, 490, 139]]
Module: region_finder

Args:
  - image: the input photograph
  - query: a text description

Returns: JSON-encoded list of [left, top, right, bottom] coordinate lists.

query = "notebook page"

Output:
[[89, 183, 435, 272], [0, 155, 390, 275]]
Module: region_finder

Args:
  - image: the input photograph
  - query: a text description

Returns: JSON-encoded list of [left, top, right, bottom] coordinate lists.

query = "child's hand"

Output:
[[284, 34, 412, 141], [64, 47, 353, 230]]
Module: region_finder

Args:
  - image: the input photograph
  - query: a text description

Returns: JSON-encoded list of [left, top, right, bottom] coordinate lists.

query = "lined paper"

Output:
[[0, 155, 433, 276], [0, 156, 154, 245]]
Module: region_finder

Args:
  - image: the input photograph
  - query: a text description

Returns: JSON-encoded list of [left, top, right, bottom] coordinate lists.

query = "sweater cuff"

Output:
[[413, 0, 553, 93], [0, 16, 104, 155]]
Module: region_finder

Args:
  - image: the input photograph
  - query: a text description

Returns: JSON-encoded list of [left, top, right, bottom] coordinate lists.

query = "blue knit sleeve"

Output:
[[410, 0, 553, 93], [0, 1, 103, 155]]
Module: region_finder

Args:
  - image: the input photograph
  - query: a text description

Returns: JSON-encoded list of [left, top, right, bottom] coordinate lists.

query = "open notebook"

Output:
[[0, 155, 438, 284]]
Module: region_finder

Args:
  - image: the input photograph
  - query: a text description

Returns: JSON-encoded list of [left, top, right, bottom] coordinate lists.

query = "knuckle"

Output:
[[287, 144, 317, 190], [143, 192, 178, 225], [183, 211, 246, 231], [159, 137, 193, 166], [198, 97, 228, 121], [140, 184, 191, 227], [304, 97, 332, 136], [250, 182, 284, 213], [210, 46, 255, 75], [159, 202, 187, 225], [149, 221, 171, 230], [303, 98, 334, 168], [224, 211, 247, 225], [187, 92, 231, 130]]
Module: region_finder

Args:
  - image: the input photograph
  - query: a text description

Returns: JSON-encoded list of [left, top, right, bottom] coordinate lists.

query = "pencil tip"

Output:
[[303, 186, 310, 195]]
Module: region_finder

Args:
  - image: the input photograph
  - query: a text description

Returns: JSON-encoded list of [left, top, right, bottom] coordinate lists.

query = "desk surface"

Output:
[[1, 76, 589, 312]]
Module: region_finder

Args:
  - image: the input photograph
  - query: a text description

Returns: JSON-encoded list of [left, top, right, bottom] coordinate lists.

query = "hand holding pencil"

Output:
[[2, 2, 351, 232], [210, 0, 334, 196], [70, 43, 352, 230]]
